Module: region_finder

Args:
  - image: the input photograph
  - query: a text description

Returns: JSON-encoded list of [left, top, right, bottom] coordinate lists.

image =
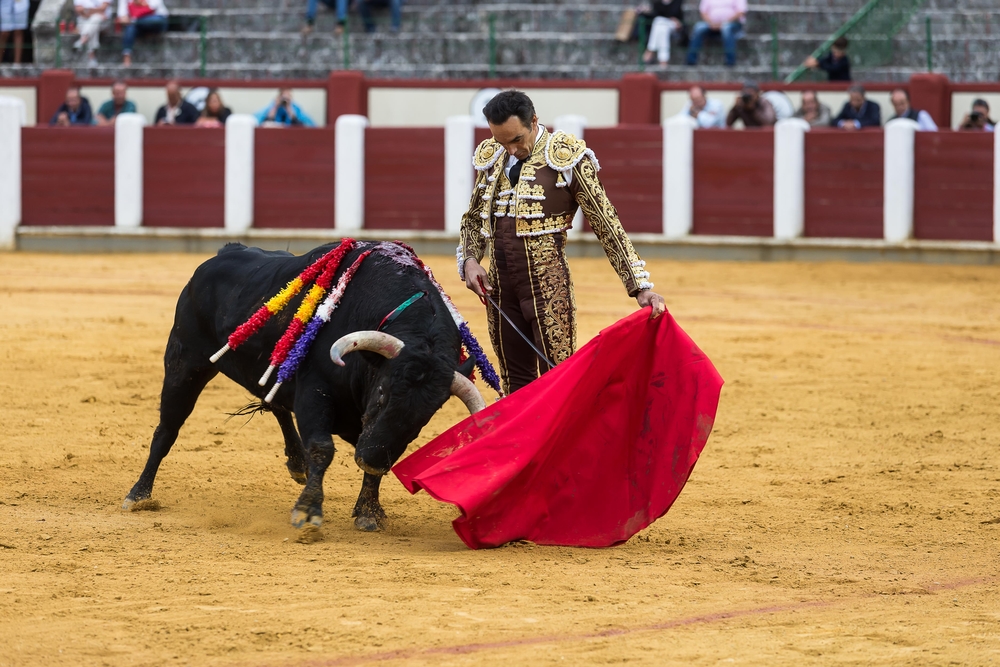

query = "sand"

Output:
[[0, 251, 998, 666]]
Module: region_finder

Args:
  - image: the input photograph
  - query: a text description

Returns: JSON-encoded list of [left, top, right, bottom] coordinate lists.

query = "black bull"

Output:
[[122, 242, 481, 531]]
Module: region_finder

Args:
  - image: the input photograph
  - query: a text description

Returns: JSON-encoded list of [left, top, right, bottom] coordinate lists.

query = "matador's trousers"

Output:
[[487, 216, 577, 395]]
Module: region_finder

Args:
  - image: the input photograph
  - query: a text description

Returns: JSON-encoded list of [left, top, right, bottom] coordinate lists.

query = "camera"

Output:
[[740, 93, 753, 104], [970, 111, 982, 122]]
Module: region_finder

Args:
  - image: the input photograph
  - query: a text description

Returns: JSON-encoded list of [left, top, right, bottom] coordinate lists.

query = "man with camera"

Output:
[[255, 88, 317, 128], [959, 99, 995, 132], [725, 82, 775, 128]]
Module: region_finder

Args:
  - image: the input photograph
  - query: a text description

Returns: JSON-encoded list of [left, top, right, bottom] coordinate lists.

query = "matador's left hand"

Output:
[[636, 290, 667, 319]]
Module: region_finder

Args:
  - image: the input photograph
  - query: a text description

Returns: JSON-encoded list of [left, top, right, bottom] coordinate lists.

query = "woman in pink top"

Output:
[[684, 0, 746, 67]]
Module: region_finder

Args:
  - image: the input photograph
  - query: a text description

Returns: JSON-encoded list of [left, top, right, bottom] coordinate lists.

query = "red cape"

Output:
[[393, 309, 724, 549]]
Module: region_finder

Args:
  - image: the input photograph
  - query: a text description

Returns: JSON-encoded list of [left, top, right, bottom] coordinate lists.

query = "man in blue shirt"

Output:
[[831, 84, 880, 130], [49, 87, 94, 126], [256, 89, 316, 127]]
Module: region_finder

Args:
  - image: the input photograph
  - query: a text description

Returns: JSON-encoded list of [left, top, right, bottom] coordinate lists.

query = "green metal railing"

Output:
[[636, 16, 648, 71], [199, 16, 207, 77], [342, 18, 350, 69], [785, 0, 925, 83], [770, 16, 778, 80]]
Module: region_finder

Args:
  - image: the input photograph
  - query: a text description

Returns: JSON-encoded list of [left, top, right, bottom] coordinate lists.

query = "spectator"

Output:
[[50, 87, 95, 127], [155, 80, 199, 125], [686, 0, 746, 67], [831, 84, 880, 130], [302, 0, 346, 36], [958, 99, 995, 132], [803, 36, 851, 82], [116, 0, 169, 67], [0, 0, 29, 64], [73, 0, 112, 66], [889, 88, 937, 131], [96, 80, 137, 125], [726, 82, 775, 128], [255, 89, 316, 127], [675, 85, 725, 128], [793, 90, 831, 127], [359, 0, 402, 34], [195, 89, 231, 128], [640, 1, 685, 67]]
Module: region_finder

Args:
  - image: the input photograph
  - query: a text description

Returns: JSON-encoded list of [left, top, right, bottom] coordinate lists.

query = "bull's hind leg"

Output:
[[272, 406, 306, 485], [352, 473, 386, 532], [122, 342, 217, 509]]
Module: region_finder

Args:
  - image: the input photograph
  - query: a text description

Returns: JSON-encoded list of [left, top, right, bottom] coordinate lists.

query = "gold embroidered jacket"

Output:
[[456, 127, 653, 297]]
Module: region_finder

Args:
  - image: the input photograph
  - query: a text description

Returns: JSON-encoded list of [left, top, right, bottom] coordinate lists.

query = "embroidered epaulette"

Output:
[[473, 138, 503, 171], [544, 130, 599, 173]]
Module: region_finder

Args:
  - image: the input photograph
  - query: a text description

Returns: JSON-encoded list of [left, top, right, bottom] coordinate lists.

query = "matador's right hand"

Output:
[[464, 258, 493, 298]]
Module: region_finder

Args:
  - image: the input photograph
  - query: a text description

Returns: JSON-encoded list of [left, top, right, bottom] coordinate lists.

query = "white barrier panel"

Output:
[[995, 130, 1000, 243], [773, 118, 810, 240], [444, 115, 474, 234], [0, 97, 24, 250], [553, 114, 587, 235], [114, 113, 146, 229], [335, 114, 369, 231], [224, 114, 257, 233], [663, 115, 696, 238], [884, 118, 919, 243]]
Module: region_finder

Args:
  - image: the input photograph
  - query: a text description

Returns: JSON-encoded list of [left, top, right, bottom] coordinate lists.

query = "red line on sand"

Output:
[[289, 576, 992, 667]]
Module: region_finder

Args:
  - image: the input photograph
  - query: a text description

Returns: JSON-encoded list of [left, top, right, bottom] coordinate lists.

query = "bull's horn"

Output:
[[451, 372, 486, 414], [330, 331, 405, 367]]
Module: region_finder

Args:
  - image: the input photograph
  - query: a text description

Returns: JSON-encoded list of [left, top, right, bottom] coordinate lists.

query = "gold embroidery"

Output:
[[525, 232, 576, 366], [474, 138, 502, 170], [545, 131, 588, 170]]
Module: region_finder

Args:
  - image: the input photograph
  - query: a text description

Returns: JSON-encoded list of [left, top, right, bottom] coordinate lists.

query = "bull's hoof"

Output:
[[121, 494, 160, 512], [290, 508, 322, 529], [354, 515, 380, 532], [286, 458, 307, 485]]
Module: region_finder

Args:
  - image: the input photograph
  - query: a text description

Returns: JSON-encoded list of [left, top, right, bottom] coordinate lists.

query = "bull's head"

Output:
[[331, 331, 483, 475]]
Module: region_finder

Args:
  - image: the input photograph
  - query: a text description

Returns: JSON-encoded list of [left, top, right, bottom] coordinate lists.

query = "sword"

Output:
[[477, 276, 555, 370]]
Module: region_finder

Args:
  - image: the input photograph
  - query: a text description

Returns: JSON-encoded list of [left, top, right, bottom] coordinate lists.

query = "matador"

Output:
[[458, 90, 666, 395]]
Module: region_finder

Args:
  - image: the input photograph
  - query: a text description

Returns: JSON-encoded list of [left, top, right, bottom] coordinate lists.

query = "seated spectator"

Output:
[[0, 0, 29, 64], [359, 0, 402, 34], [96, 80, 137, 125], [793, 90, 831, 127], [155, 80, 199, 125], [195, 89, 231, 128], [255, 89, 316, 127], [958, 99, 995, 132], [116, 0, 169, 67], [302, 0, 346, 36], [889, 88, 937, 131], [831, 84, 880, 130], [686, 0, 746, 67], [73, 0, 112, 66], [50, 86, 94, 126], [675, 85, 725, 128], [803, 36, 851, 82], [640, 1, 685, 66], [726, 82, 775, 128]]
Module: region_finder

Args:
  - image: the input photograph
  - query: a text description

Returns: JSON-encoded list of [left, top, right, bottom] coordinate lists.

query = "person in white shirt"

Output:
[[675, 85, 725, 128], [685, 0, 746, 66], [73, 0, 112, 65], [116, 0, 169, 67], [889, 88, 938, 132]]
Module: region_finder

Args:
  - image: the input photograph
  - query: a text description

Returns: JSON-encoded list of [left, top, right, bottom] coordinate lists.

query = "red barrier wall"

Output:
[[21, 127, 115, 226], [586, 126, 663, 234], [143, 127, 225, 228], [913, 132, 994, 241], [254, 128, 336, 229], [804, 129, 884, 239], [692, 129, 773, 236], [364, 128, 445, 230]]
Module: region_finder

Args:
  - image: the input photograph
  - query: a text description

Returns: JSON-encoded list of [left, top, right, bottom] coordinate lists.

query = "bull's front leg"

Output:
[[288, 404, 335, 530], [352, 473, 386, 532]]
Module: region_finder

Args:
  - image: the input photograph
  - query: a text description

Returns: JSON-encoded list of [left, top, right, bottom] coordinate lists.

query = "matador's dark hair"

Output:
[[483, 90, 536, 128]]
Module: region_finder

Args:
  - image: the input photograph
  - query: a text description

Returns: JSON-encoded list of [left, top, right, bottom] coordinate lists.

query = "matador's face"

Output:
[[488, 115, 539, 162]]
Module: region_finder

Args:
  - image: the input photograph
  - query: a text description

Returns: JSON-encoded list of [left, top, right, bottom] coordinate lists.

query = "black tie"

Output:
[[508, 159, 524, 187]]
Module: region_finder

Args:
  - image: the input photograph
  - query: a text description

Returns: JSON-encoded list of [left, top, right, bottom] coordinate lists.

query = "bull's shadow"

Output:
[[122, 241, 481, 533]]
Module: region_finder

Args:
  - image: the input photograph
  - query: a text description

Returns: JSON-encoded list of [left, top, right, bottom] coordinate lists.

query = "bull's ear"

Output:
[[457, 357, 476, 379]]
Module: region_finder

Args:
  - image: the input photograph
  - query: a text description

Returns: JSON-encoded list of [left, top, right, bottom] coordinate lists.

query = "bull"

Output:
[[121, 241, 483, 531]]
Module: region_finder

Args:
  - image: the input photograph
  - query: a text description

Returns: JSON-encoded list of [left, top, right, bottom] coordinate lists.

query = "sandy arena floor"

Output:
[[0, 250, 998, 666]]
